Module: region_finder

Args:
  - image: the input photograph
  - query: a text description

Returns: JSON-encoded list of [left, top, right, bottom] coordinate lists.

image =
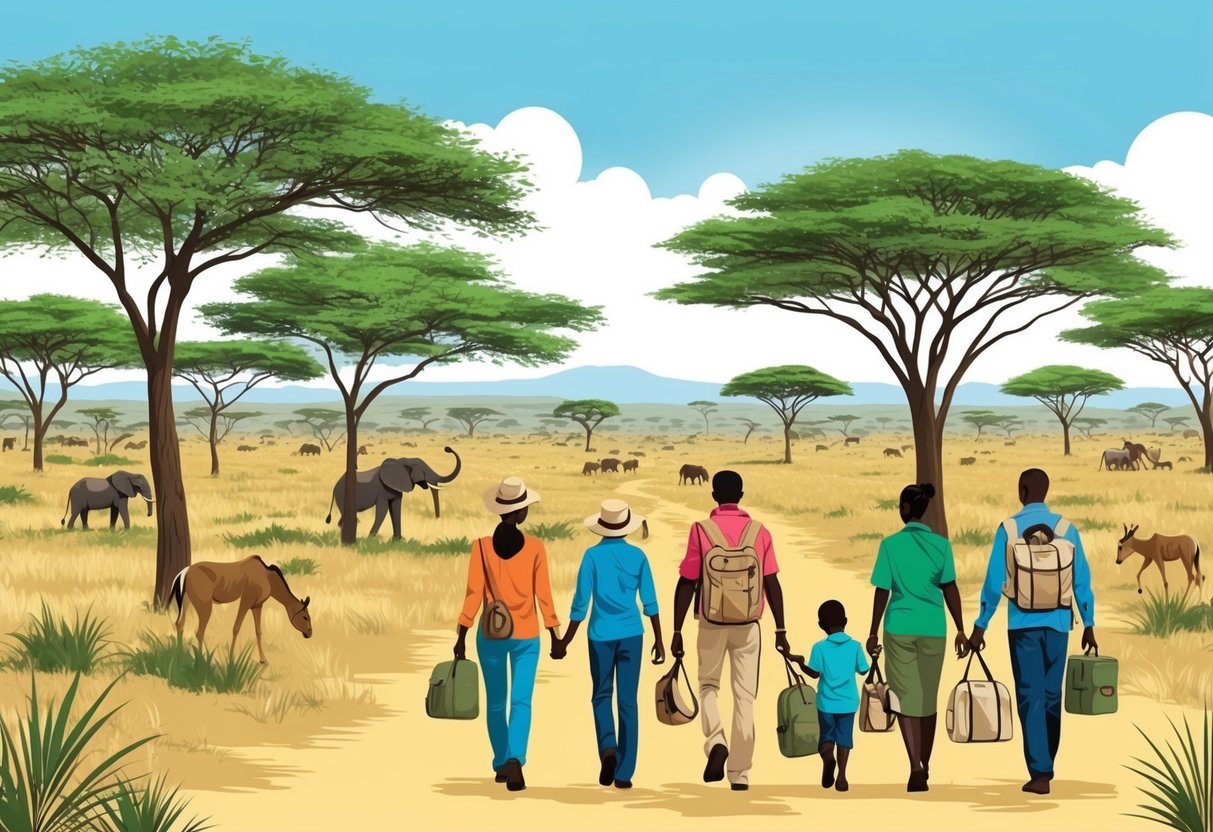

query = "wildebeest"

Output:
[[1179, 456, 1191, 462], [124, 440, 147, 450], [600, 458, 621, 473], [237, 444, 257, 452], [844, 437, 860, 446], [1157, 461, 1173, 470], [661, 445, 676, 451], [1005, 440, 1016, 446], [959, 457, 976, 466], [1099, 448, 1132, 471], [900, 444, 913, 451], [582, 461, 600, 476], [623, 459, 639, 473], [63, 437, 89, 448], [1183, 429, 1199, 439], [1, 437, 13, 452], [883, 448, 902, 458], [1116, 523, 1203, 595], [816, 444, 829, 452], [679, 463, 709, 485], [298, 443, 321, 457], [358, 445, 368, 456]]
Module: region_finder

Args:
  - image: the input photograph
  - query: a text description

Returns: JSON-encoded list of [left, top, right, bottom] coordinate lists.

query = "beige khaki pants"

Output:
[[697, 620, 760, 785]]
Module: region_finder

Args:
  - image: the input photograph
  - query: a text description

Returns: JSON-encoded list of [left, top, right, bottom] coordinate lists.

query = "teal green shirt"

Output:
[[808, 632, 870, 714], [870, 522, 957, 637]]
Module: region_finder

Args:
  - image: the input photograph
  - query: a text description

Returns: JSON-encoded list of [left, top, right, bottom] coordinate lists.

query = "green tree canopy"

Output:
[[687, 400, 718, 435], [657, 151, 1170, 534], [1126, 402, 1171, 429], [174, 339, 322, 476], [448, 407, 502, 437], [293, 408, 347, 452], [0, 294, 137, 470], [1001, 365, 1124, 455], [1062, 287, 1213, 470], [959, 410, 1000, 438], [720, 365, 851, 463], [553, 400, 621, 452], [400, 407, 443, 432], [1163, 416, 1191, 433], [826, 414, 861, 438], [1072, 417, 1107, 440]]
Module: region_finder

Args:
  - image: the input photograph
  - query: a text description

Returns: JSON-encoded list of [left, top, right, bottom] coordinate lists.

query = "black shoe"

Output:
[[835, 777, 850, 793], [494, 767, 507, 784], [703, 744, 729, 783], [908, 769, 929, 792], [503, 758, 526, 792], [599, 749, 618, 787], [822, 759, 836, 789], [613, 779, 633, 790], [1022, 777, 1051, 795], [730, 783, 749, 791]]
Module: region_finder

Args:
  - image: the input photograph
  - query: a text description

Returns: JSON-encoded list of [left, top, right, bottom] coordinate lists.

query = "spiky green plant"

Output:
[[98, 775, 212, 832], [1127, 592, 1213, 638], [122, 634, 262, 694], [6, 604, 112, 674], [1126, 706, 1212, 832]]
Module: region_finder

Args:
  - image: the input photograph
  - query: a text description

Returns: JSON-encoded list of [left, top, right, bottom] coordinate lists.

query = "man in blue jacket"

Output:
[[968, 468, 1097, 796]]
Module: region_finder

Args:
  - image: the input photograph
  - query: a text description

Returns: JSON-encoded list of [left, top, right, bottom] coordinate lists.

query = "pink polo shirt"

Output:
[[679, 504, 779, 617]]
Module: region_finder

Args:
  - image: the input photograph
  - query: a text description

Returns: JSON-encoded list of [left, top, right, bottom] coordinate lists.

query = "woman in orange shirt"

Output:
[[454, 476, 560, 792]]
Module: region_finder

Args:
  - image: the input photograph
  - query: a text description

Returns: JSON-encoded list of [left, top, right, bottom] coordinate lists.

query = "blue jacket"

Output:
[[975, 502, 1095, 633], [569, 537, 659, 642]]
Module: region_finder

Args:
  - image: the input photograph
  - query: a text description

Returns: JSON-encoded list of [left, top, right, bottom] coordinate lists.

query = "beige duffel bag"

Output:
[[946, 651, 1013, 743], [859, 656, 897, 732]]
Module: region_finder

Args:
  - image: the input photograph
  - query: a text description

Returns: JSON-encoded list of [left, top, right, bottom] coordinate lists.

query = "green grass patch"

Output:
[[4, 603, 113, 673], [952, 527, 991, 547], [1052, 494, 1100, 507], [91, 527, 156, 546], [530, 521, 577, 541], [83, 454, 137, 466], [875, 498, 899, 510], [278, 468, 299, 475], [825, 506, 851, 519], [1125, 591, 1213, 638], [123, 633, 262, 694], [224, 523, 322, 548], [100, 775, 212, 832], [215, 511, 258, 525], [0, 485, 34, 505], [1076, 516, 1119, 532], [44, 453, 74, 464], [226, 524, 470, 556], [1125, 706, 1212, 832], [849, 531, 884, 542], [278, 557, 319, 576]]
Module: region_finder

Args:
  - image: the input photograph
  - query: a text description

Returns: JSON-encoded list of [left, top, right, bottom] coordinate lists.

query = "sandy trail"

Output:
[[189, 477, 1190, 832]]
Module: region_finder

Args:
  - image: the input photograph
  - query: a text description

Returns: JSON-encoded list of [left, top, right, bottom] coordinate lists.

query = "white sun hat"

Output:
[[585, 498, 648, 538], [483, 476, 541, 515]]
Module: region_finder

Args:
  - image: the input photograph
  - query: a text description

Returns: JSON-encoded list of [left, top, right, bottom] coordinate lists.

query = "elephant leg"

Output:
[[232, 599, 252, 654], [110, 506, 119, 529], [368, 498, 388, 537], [252, 605, 268, 664], [67, 505, 79, 529], [390, 498, 403, 540], [80, 508, 90, 530], [195, 602, 213, 650], [119, 500, 130, 530]]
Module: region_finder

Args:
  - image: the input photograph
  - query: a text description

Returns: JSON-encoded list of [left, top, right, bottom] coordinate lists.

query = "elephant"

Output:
[[844, 437, 861, 446], [298, 443, 321, 456], [2, 437, 13, 452], [600, 457, 621, 473], [959, 457, 976, 466], [623, 459, 639, 473], [124, 440, 147, 450], [1099, 448, 1132, 471], [582, 461, 600, 476], [678, 463, 709, 485], [1122, 440, 1149, 471], [324, 447, 462, 539], [61, 471, 154, 530]]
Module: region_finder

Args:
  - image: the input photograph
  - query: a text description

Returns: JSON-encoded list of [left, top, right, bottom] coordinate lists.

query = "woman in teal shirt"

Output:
[[867, 483, 969, 793]]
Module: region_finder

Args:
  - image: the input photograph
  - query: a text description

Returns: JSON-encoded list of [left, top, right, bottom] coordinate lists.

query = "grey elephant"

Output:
[[324, 447, 462, 538], [61, 471, 155, 530]]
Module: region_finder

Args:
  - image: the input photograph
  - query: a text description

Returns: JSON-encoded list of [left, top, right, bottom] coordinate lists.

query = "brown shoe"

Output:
[[703, 744, 729, 783], [1022, 777, 1051, 795], [494, 766, 507, 784], [835, 777, 850, 793], [907, 769, 929, 792], [503, 758, 526, 792]]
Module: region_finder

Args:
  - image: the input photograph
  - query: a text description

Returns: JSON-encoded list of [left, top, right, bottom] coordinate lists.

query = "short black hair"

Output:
[[818, 599, 846, 630], [711, 470, 743, 504], [1019, 468, 1050, 501]]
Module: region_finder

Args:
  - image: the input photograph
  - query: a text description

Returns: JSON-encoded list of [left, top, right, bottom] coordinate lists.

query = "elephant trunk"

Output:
[[143, 495, 154, 517], [428, 447, 462, 485]]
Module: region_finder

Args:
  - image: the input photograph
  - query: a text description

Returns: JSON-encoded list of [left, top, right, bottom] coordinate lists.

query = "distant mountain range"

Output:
[[46, 365, 1193, 408]]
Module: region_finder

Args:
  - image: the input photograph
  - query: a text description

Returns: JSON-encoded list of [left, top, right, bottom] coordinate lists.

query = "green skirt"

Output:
[[884, 633, 946, 717]]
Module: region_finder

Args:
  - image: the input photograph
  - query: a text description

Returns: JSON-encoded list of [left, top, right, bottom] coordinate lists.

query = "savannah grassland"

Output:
[[0, 425, 1210, 832]]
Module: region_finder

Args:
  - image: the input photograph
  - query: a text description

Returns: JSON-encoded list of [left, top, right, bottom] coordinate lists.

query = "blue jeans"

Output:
[[1008, 627, 1068, 778], [588, 636, 643, 782], [818, 711, 856, 749], [476, 633, 540, 769]]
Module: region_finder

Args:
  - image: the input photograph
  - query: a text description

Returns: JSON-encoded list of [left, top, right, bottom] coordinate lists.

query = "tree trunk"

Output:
[[148, 364, 191, 608], [22, 419, 30, 451], [1062, 420, 1072, 456], [31, 405, 44, 472], [208, 410, 220, 477], [584, 425, 593, 453], [341, 409, 360, 545], [782, 424, 792, 464], [908, 390, 948, 537], [1200, 408, 1213, 473]]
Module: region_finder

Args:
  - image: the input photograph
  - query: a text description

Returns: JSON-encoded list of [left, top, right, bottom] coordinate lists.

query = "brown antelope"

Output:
[[1116, 524, 1204, 595], [171, 555, 312, 663]]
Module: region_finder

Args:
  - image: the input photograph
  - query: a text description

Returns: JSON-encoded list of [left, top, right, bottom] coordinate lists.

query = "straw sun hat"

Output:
[[483, 476, 542, 515], [584, 498, 648, 538]]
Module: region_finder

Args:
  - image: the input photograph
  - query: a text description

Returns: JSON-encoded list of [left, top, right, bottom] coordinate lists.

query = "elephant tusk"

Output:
[[142, 496, 155, 502]]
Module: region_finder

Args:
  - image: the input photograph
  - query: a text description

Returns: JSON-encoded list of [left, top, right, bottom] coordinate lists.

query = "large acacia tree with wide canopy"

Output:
[[656, 152, 1169, 535], [0, 38, 533, 604]]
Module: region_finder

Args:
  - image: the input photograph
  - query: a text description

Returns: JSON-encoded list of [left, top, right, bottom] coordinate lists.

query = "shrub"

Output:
[[825, 506, 851, 519], [1125, 705, 1211, 832], [123, 634, 262, 694], [875, 498, 898, 510], [83, 454, 137, 466], [1075, 516, 1119, 531], [44, 454, 74, 464], [223, 523, 321, 549], [278, 557, 319, 576], [277, 468, 299, 475], [530, 521, 577, 541], [99, 775, 212, 832], [1126, 592, 1213, 638], [6, 603, 112, 674], [0, 485, 34, 505]]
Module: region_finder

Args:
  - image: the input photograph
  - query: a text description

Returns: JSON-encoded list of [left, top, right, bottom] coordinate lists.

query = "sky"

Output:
[[1, 3, 1211, 389]]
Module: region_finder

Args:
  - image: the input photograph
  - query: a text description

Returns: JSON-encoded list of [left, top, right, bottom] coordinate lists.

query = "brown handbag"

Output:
[[478, 540, 514, 640], [655, 657, 699, 726], [859, 656, 897, 732]]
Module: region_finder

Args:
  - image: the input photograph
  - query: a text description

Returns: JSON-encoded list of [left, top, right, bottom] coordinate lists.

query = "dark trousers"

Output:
[[1008, 627, 1068, 778], [588, 635, 643, 782]]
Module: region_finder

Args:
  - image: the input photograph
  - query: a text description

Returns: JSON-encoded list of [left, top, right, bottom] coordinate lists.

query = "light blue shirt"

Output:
[[807, 632, 870, 714], [569, 537, 660, 642], [975, 502, 1096, 633]]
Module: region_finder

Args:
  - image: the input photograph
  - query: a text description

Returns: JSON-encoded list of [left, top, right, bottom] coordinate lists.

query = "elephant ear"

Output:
[[108, 471, 135, 498], [378, 460, 415, 494]]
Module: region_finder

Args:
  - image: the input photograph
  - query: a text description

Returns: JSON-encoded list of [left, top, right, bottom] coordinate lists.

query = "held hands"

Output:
[[651, 642, 666, 666], [670, 631, 684, 659], [550, 636, 568, 661], [1081, 626, 1098, 654], [954, 631, 971, 659], [967, 625, 986, 654], [774, 630, 791, 656]]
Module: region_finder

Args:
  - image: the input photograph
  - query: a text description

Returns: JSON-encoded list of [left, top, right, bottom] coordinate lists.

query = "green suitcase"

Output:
[[776, 655, 819, 758], [1064, 649, 1118, 715], [426, 658, 480, 720]]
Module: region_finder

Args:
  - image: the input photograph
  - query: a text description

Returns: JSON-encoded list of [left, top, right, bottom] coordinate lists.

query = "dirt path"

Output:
[[189, 478, 1189, 831]]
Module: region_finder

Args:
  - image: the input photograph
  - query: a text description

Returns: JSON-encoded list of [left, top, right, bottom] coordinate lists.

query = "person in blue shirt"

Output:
[[552, 498, 665, 790], [967, 468, 1098, 796], [786, 600, 870, 793]]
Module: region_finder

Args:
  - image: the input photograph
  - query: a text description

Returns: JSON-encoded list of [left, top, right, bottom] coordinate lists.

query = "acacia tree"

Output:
[[1163, 416, 1191, 434], [875, 416, 895, 433], [181, 406, 261, 456], [555, 400, 620, 452], [739, 418, 762, 443], [1073, 417, 1106, 440], [1127, 402, 1170, 429], [1063, 288, 1213, 471], [293, 408, 347, 451], [687, 401, 717, 435], [174, 340, 323, 476], [720, 366, 851, 463], [657, 152, 1168, 534], [827, 414, 861, 438], [1001, 365, 1123, 455], [201, 243, 597, 543], [449, 407, 502, 437], [996, 415, 1025, 439], [79, 407, 122, 456], [0, 402, 33, 450], [0, 295, 137, 470], [0, 38, 532, 605], [960, 410, 1001, 439], [399, 407, 443, 433]]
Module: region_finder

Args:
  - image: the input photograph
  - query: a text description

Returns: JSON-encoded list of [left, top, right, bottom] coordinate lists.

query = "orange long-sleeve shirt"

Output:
[[459, 536, 560, 640]]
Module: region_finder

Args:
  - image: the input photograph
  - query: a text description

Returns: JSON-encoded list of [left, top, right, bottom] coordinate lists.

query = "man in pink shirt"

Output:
[[670, 470, 789, 790]]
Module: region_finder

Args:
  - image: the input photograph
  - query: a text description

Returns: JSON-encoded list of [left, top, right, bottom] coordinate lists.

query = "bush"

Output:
[[83, 454, 137, 467], [530, 521, 577, 541], [215, 511, 257, 525], [44, 454, 74, 464], [0, 485, 34, 505], [6, 603, 112, 674], [223, 523, 321, 548], [1126, 705, 1211, 832], [278, 557, 319, 576], [123, 634, 262, 694], [952, 527, 991, 547], [1127, 592, 1213, 638], [825, 506, 851, 519], [99, 775, 212, 832], [875, 498, 899, 510]]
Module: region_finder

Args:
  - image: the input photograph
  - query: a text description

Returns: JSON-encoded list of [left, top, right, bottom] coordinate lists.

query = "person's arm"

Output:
[[558, 554, 593, 658], [671, 525, 702, 659], [867, 540, 891, 657], [638, 555, 665, 664], [454, 541, 486, 659], [803, 644, 822, 679], [855, 641, 871, 675], [939, 540, 970, 658], [969, 525, 1009, 652], [1070, 525, 1098, 652], [649, 614, 665, 664], [761, 528, 790, 655], [532, 541, 562, 654]]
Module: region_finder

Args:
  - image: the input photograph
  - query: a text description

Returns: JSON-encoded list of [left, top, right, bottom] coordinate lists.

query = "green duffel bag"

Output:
[[427, 658, 480, 720], [776, 654, 819, 758], [1064, 648, 1117, 716]]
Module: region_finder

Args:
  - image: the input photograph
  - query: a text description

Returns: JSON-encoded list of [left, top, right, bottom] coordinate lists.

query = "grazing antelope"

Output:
[[1116, 524, 1204, 595], [171, 555, 312, 663]]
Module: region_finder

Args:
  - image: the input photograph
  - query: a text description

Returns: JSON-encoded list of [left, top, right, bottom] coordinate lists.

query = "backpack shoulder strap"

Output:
[[1053, 517, 1072, 538], [479, 539, 500, 604], [697, 519, 729, 549], [1001, 518, 1019, 547], [738, 520, 763, 550]]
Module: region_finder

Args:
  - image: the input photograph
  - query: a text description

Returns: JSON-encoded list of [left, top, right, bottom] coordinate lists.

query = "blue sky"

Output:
[[2, 1, 1209, 195]]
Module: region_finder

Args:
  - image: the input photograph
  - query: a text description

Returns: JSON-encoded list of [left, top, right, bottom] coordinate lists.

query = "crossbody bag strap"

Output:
[[479, 539, 501, 605]]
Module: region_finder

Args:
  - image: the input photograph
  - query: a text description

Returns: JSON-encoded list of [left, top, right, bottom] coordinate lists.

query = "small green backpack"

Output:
[[776, 655, 819, 758], [1065, 649, 1118, 716], [426, 658, 480, 720]]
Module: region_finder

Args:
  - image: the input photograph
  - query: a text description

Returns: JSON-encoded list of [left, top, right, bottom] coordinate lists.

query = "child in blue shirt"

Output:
[[786, 600, 870, 792]]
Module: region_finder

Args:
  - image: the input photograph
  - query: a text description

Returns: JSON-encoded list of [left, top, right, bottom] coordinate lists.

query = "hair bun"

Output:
[[919, 483, 936, 499]]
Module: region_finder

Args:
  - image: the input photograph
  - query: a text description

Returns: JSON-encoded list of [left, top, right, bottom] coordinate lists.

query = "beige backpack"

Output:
[[1001, 518, 1075, 612], [696, 519, 764, 625]]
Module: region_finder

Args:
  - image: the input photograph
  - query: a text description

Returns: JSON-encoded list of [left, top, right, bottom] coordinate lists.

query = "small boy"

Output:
[[785, 600, 870, 792]]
